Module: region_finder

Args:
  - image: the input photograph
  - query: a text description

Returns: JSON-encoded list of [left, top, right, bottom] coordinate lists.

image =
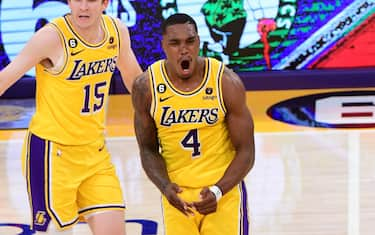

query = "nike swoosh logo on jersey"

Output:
[[71, 49, 85, 56], [159, 96, 174, 102]]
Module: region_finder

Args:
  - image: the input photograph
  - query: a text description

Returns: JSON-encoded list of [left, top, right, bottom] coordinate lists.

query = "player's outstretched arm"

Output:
[[0, 25, 60, 96]]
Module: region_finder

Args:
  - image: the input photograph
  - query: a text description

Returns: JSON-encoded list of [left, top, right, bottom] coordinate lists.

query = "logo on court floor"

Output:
[[0, 105, 25, 123], [267, 90, 375, 128], [0, 219, 158, 235]]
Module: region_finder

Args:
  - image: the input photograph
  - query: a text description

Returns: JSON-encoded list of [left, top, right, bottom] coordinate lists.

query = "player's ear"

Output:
[[102, 0, 109, 9]]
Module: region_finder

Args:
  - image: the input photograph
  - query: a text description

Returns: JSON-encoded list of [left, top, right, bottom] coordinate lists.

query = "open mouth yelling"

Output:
[[180, 59, 191, 76]]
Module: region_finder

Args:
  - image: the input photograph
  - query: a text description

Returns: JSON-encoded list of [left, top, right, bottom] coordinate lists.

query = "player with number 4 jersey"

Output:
[[132, 13, 255, 235], [149, 57, 233, 188]]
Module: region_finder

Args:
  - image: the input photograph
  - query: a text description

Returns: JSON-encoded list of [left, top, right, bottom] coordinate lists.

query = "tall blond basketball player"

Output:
[[0, 0, 142, 234], [132, 13, 255, 235]]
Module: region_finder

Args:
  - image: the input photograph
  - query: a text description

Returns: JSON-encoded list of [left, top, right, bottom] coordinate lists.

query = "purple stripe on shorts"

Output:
[[29, 134, 51, 232], [241, 181, 249, 235]]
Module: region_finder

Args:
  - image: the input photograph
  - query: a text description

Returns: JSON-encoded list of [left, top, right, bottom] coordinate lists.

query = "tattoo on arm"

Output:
[[132, 74, 171, 194]]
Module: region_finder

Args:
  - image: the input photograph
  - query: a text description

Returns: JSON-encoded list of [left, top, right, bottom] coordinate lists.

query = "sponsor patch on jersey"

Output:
[[107, 43, 117, 50]]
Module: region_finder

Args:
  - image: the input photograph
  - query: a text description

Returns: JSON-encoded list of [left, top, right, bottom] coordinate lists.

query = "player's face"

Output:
[[162, 23, 200, 80], [68, 0, 108, 28]]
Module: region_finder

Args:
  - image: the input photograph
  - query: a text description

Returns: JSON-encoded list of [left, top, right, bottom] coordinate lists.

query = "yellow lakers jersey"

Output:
[[149, 58, 236, 188], [29, 14, 120, 145]]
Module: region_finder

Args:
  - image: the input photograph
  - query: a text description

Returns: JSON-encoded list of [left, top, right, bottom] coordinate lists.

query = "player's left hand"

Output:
[[191, 187, 217, 215], [164, 182, 195, 216]]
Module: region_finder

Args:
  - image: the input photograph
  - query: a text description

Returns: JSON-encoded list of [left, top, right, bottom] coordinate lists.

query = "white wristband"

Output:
[[209, 185, 223, 201]]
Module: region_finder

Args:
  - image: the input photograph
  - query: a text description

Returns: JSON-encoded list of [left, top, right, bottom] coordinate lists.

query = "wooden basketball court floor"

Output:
[[0, 88, 374, 235]]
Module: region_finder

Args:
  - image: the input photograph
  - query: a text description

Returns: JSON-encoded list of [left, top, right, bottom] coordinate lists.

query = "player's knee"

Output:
[[85, 210, 125, 235]]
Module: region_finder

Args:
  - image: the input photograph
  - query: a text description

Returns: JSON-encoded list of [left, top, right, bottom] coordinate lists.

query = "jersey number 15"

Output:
[[81, 81, 107, 114]]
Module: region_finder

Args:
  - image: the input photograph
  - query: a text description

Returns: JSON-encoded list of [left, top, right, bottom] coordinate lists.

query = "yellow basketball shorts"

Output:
[[22, 132, 125, 232], [161, 181, 249, 235]]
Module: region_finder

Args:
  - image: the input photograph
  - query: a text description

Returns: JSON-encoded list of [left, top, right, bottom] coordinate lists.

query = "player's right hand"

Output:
[[163, 182, 194, 216]]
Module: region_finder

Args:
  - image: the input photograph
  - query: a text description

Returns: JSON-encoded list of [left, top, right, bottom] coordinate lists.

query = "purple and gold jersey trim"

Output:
[[240, 181, 250, 235], [25, 133, 78, 231]]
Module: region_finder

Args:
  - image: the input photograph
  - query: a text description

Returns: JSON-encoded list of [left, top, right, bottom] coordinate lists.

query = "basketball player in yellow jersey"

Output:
[[0, 0, 142, 234], [132, 13, 255, 235]]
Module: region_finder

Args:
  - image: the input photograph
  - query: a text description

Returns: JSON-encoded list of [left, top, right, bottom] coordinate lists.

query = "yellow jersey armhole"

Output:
[[42, 22, 68, 75], [217, 62, 226, 114], [107, 15, 121, 52], [148, 67, 157, 118]]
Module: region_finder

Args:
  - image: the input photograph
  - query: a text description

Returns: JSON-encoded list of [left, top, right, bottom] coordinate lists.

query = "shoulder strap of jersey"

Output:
[[101, 14, 121, 50], [148, 60, 164, 117], [208, 57, 226, 113]]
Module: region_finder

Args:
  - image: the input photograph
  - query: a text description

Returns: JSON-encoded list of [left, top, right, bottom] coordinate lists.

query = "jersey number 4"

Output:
[[81, 81, 107, 114], [181, 129, 201, 158]]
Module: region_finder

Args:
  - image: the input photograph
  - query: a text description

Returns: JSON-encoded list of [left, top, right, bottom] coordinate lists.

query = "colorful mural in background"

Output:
[[0, 0, 374, 76]]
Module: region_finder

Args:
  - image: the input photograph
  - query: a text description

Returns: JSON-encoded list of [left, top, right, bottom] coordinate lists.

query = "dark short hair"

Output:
[[161, 13, 198, 35]]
